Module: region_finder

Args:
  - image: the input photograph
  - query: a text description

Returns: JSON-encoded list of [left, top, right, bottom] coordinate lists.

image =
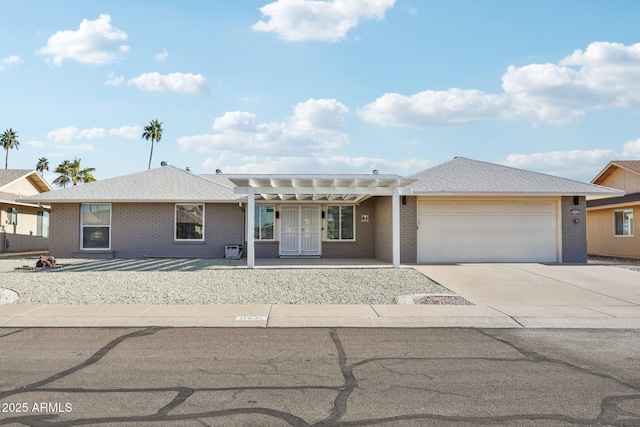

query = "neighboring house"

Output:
[[19, 157, 620, 266], [587, 160, 640, 259], [0, 170, 52, 253]]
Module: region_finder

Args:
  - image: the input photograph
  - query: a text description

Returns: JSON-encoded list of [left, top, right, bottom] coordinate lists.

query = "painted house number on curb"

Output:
[[236, 316, 268, 321]]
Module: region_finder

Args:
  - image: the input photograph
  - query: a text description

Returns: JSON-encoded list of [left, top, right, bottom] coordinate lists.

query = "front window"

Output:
[[254, 205, 274, 240], [176, 204, 204, 240], [327, 205, 354, 240], [6, 208, 17, 225], [81, 204, 110, 249], [614, 209, 634, 236], [37, 211, 49, 237]]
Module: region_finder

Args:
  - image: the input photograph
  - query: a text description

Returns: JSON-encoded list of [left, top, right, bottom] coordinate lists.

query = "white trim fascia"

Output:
[[413, 191, 624, 197]]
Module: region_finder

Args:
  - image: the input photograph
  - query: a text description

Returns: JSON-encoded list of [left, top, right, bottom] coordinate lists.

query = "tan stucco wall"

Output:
[[599, 168, 640, 193], [2, 176, 43, 197]]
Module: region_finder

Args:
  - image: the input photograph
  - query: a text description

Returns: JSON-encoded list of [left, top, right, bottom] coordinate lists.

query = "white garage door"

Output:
[[417, 199, 559, 263]]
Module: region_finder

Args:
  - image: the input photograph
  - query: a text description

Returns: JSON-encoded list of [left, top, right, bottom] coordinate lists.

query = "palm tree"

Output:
[[70, 158, 96, 185], [53, 160, 73, 188], [1, 128, 19, 169], [36, 157, 49, 177], [141, 119, 163, 169], [53, 158, 96, 188]]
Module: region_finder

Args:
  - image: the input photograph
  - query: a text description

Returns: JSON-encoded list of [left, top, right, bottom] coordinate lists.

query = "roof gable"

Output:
[[592, 160, 640, 186], [0, 169, 51, 193], [19, 165, 240, 203], [410, 157, 622, 196]]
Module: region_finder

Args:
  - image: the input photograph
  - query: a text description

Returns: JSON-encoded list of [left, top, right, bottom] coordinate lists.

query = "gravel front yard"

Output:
[[0, 258, 453, 305]]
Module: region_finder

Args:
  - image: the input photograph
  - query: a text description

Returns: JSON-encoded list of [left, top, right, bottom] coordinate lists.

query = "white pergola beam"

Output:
[[247, 188, 255, 269], [234, 186, 413, 196], [392, 187, 400, 268]]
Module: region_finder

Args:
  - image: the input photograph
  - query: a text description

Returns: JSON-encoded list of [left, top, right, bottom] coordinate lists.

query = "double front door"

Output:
[[280, 205, 322, 256]]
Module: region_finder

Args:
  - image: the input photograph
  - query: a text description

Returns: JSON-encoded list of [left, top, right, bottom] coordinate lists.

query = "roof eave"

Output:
[[16, 198, 245, 204], [412, 191, 624, 197]]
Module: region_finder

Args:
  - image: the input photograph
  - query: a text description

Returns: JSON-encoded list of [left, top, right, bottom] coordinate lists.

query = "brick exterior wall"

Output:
[[373, 196, 417, 263], [322, 198, 375, 258], [49, 203, 80, 257], [374, 196, 392, 262], [400, 196, 417, 263], [561, 196, 588, 263], [49, 202, 244, 259]]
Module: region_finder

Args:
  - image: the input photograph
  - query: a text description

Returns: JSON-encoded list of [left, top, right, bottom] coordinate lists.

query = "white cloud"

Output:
[[501, 138, 640, 180], [362, 41, 640, 128], [179, 99, 349, 158], [47, 126, 80, 143], [47, 125, 141, 143], [155, 49, 169, 61], [38, 14, 129, 65], [504, 149, 614, 171], [622, 138, 640, 157], [252, 0, 396, 42], [359, 89, 508, 128], [0, 55, 23, 71], [105, 71, 124, 86], [291, 98, 349, 130], [128, 72, 208, 95]]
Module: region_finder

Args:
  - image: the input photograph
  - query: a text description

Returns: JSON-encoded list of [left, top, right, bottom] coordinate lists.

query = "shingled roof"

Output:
[[410, 157, 623, 196], [19, 165, 241, 203]]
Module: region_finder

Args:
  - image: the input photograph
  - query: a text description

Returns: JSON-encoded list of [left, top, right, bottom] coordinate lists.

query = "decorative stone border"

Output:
[[0, 288, 19, 305]]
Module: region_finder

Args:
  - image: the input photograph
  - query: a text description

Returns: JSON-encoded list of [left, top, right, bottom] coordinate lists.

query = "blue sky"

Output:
[[2, 0, 640, 186]]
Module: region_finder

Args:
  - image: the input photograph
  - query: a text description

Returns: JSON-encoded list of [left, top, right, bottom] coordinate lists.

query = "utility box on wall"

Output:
[[225, 245, 243, 260]]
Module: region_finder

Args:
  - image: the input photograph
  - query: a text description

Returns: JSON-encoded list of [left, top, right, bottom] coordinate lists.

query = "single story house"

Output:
[[587, 160, 640, 259], [19, 157, 621, 266], [0, 169, 51, 253]]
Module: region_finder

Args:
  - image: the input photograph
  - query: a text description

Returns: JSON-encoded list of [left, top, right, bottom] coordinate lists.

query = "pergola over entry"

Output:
[[230, 174, 415, 268]]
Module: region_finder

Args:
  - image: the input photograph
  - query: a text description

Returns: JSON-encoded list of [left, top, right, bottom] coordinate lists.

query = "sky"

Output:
[[2, 0, 640, 186]]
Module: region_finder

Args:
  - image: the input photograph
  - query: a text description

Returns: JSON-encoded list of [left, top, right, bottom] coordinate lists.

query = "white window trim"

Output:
[[175, 203, 205, 242], [325, 205, 356, 241], [614, 209, 634, 237], [255, 204, 276, 241], [80, 203, 111, 250]]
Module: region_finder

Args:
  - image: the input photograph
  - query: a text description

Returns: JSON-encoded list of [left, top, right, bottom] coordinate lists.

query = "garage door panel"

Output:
[[418, 200, 558, 263]]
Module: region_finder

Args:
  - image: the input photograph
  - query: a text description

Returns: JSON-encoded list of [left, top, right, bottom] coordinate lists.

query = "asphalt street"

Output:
[[1, 327, 640, 426]]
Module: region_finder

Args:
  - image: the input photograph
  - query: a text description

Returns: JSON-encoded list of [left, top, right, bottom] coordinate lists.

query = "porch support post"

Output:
[[247, 188, 255, 269], [392, 187, 400, 268]]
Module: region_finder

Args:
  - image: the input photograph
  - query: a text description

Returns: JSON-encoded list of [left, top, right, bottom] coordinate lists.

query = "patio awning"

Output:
[[231, 174, 414, 270], [229, 175, 415, 203]]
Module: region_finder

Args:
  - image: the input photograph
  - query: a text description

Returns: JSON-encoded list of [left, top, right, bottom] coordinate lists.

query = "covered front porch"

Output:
[[230, 174, 415, 269]]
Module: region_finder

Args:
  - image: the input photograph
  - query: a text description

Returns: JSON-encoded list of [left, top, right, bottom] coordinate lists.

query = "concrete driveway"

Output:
[[413, 263, 640, 327]]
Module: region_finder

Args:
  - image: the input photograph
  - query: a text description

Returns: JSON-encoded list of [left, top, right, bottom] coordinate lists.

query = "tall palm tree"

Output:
[[1, 128, 19, 169], [141, 119, 163, 169], [36, 157, 49, 177], [52, 158, 96, 188]]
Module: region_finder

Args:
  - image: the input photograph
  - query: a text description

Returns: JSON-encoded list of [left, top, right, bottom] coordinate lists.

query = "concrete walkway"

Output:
[[1, 263, 639, 328]]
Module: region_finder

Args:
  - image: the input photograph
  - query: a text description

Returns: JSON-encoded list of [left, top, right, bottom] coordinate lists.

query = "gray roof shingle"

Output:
[[20, 165, 241, 203], [409, 157, 623, 196], [19, 157, 623, 203]]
